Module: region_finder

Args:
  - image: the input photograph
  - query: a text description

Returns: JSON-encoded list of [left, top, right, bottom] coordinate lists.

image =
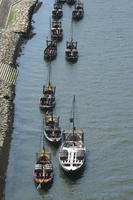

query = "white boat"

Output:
[[59, 96, 86, 173]]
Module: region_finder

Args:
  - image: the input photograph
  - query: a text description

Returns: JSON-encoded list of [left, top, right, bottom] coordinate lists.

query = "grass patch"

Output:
[[6, 9, 17, 28]]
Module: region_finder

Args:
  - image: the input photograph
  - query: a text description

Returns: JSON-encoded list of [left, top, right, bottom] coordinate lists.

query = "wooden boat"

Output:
[[33, 146, 53, 188], [40, 65, 56, 111], [66, 0, 76, 5], [65, 40, 78, 62], [72, 1, 84, 20], [40, 85, 56, 110], [44, 39, 57, 61], [44, 111, 62, 143], [52, 3, 63, 19], [59, 96, 86, 173], [51, 20, 63, 41]]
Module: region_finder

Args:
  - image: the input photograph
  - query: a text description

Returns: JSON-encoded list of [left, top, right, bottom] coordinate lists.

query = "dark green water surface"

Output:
[[5, 0, 133, 199]]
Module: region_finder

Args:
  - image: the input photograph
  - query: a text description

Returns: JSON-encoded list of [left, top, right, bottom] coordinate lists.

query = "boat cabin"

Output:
[[52, 20, 62, 29], [40, 95, 55, 110], [62, 130, 84, 142]]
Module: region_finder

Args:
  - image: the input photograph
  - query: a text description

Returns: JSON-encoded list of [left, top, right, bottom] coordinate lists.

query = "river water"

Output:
[[5, 0, 133, 200]]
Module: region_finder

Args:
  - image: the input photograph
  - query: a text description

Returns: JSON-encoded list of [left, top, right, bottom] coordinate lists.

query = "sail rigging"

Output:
[[71, 95, 76, 134], [48, 62, 52, 86], [70, 19, 73, 41]]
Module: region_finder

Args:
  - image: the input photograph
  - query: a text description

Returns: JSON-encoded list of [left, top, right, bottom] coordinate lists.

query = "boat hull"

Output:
[[59, 159, 85, 174], [39, 97, 56, 111], [44, 44, 57, 61], [44, 130, 61, 144], [33, 151, 54, 190], [51, 34, 63, 42], [66, 56, 78, 63], [34, 177, 53, 189], [39, 103, 56, 111], [72, 13, 84, 20], [59, 146, 86, 173], [52, 11, 63, 19], [44, 53, 57, 61]]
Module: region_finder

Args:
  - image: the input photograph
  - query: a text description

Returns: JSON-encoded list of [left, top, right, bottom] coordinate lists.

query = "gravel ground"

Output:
[[0, 0, 12, 28]]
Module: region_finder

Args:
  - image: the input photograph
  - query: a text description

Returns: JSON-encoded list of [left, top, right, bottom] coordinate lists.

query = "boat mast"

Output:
[[70, 19, 73, 42], [50, 17, 52, 40], [48, 62, 51, 86], [42, 137, 45, 152], [41, 126, 45, 152], [51, 108, 53, 121], [72, 95, 76, 135]]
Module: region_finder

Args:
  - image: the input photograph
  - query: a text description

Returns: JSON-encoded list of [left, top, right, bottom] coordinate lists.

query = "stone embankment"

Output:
[[0, 0, 41, 199]]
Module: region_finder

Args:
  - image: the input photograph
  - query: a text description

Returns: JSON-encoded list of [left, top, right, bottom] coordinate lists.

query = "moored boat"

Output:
[[40, 65, 56, 111], [52, 3, 63, 19], [40, 85, 56, 110], [44, 111, 62, 143], [51, 20, 63, 41], [72, 1, 84, 20], [44, 39, 57, 61], [65, 40, 78, 62], [59, 96, 86, 173], [33, 146, 53, 188]]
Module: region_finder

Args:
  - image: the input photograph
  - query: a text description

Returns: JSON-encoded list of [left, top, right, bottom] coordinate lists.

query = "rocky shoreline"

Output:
[[0, 0, 41, 199]]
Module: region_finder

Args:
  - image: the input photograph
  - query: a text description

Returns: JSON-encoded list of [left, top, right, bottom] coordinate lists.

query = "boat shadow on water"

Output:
[[34, 180, 53, 192], [59, 161, 86, 181], [45, 137, 61, 152]]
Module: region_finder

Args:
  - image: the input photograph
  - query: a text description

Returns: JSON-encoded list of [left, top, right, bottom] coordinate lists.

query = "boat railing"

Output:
[[52, 21, 62, 28]]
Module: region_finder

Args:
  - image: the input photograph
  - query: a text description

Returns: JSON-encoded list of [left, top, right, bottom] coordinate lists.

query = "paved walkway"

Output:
[[0, 0, 12, 28]]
